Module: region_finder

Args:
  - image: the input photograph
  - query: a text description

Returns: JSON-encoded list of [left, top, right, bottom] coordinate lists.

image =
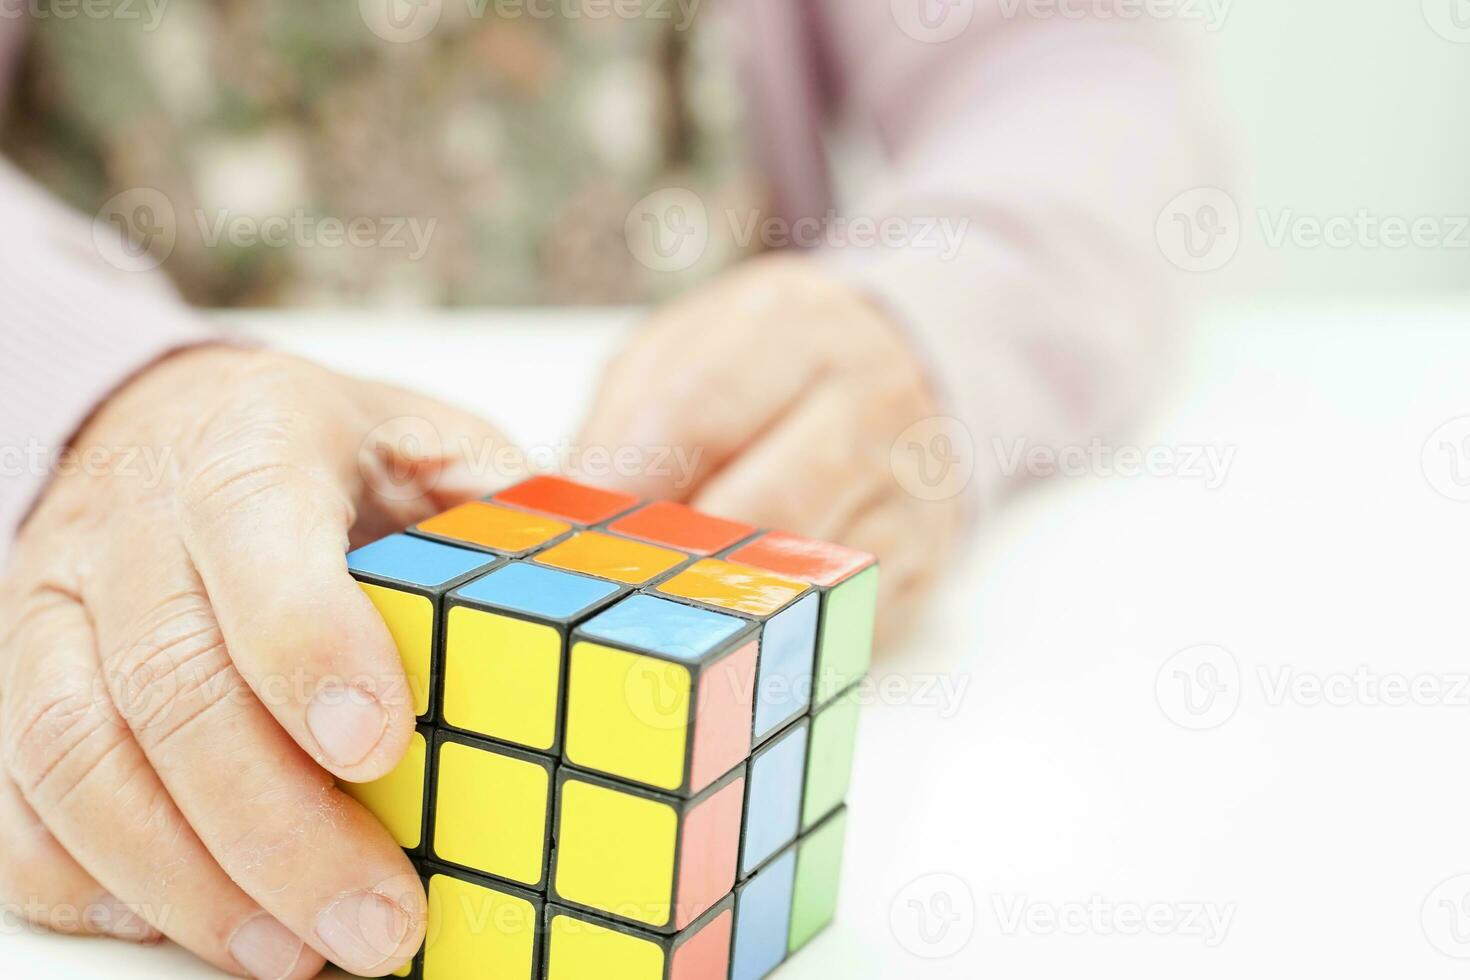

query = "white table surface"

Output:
[[6, 299, 1470, 978]]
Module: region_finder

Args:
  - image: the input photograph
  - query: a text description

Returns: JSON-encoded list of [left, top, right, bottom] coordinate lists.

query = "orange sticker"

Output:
[[725, 531, 875, 587], [416, 501, 568, 554], [493, 476, 640, 525], [534, 531, 686, 586], [655, 559, 809, 618], [607, 501, 754, 556]]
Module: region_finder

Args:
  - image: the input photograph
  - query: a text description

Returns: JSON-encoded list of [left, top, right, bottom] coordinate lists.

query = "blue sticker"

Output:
[[752, 592, 819, 738], [731, 847, 797, 980], [348, 533, 497, 588], [454, 561, 619, 620], [577, 593, 748, 662], [741, 720, 809, 876]]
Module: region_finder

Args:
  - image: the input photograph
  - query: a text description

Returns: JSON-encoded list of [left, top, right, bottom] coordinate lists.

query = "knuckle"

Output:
[[4, 679, 127, 804], [104, 592, 244, 746]]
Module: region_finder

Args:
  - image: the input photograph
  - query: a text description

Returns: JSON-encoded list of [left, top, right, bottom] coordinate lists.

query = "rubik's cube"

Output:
[[341, 476, 877, 980]]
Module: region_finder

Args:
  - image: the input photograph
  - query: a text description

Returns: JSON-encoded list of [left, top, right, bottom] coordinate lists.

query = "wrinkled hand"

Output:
[[579, 255, 966, 633], [0, 347, 514, 978]]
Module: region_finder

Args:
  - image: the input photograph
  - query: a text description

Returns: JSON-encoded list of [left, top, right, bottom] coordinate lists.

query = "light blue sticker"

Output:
[[453, 560, 619, 620], [741, 719, 809, 876], [577, 593, 748, 662], [731, 846, 797, 980], [753, 592, 819, 739], [348, 533, 497, 589]]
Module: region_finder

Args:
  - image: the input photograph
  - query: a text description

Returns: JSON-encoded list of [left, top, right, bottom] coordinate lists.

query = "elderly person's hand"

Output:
[[0, 346, 513, 978], [579, 255, 966, 635]]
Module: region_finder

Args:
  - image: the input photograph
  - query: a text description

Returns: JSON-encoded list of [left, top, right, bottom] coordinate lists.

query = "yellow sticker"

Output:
[[423, 873, 538, 980], [547, 911, 665, 980], [359, 583, 433, 717], [444, 607, 561, 751], [434, 741, 549, 886], [555, 777, 677, 928], [341, 730, 426, 849], [564, 641, 690, 791]]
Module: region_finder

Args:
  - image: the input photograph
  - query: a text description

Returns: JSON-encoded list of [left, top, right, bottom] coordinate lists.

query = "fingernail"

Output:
[[229, 914, 305, 980], [314, 891, 411, 972], [307, 684, 387, 768], [85, 893, 161, 943]]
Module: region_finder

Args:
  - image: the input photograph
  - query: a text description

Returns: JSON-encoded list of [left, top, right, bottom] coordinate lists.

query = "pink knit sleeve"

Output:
[[779, 4, 1218, 506]]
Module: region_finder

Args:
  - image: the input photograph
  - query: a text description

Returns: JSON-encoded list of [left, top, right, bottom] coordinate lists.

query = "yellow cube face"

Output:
[[341, 729, 427, 850], [564, 641, 691, 792], [443, 607, 562, 752], [554, 775, 679, 928], [359, 583, 434, 718], [423, 871, 539, 980], [433, 738, 552, 888], [545, 911, 665, 980]]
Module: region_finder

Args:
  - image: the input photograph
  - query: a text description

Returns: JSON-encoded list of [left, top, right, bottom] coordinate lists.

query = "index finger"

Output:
[[176, 398, 416, 782]]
